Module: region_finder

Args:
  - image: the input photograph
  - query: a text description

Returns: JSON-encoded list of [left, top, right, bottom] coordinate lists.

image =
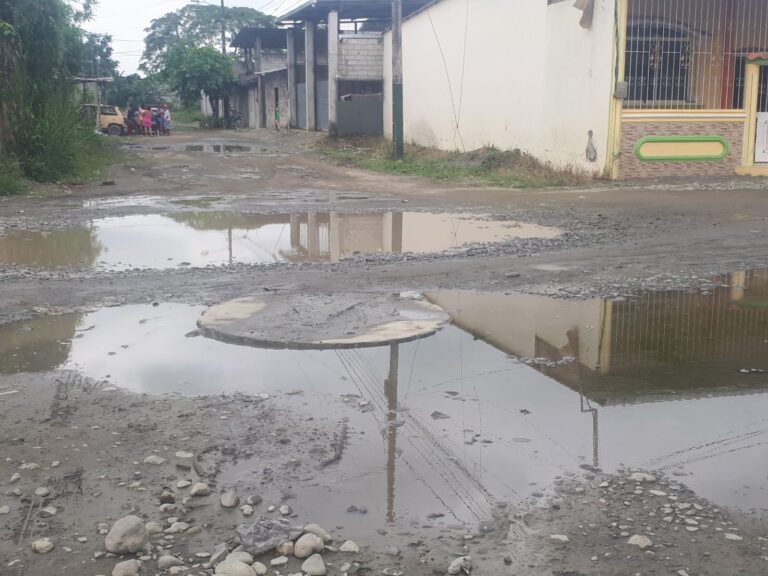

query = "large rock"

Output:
[[303, 523, 332, 543], [339, 540, 359, 553], [301, 554, 327, 576], [112, 559, 140, 576], [236, 518, 302, 556], [220, 491, 239, 508], [215, 559, 256, 576], [105, 515, 148, 554], [32, 537, 54, 553], [228, 551, 254, 565], [294, 533, 324, 559]]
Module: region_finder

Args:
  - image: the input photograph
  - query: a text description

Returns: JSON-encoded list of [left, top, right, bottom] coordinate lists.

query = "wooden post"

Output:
[[391, 0, 404, 160]]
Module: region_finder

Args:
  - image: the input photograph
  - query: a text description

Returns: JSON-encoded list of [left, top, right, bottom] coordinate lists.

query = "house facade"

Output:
[[383, 0, 768, 179]]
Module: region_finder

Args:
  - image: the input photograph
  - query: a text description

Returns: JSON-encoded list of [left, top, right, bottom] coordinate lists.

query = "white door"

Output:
[[756, 112, 768, 163]]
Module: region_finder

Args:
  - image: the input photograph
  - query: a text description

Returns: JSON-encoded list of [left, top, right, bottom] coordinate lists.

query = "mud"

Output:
[[1, 130, 768, 575]]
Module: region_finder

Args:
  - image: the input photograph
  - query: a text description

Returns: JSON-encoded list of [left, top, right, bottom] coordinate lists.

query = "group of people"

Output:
[[127, 105, 172, 136]]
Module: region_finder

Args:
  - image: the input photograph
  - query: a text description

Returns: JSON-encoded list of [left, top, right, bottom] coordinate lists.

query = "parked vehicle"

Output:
[[80, 104, 127, 136]]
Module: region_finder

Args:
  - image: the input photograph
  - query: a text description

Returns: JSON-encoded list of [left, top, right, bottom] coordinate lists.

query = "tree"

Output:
[[141, 4, 272, 73], [108, 73, 167, 108], [162, 44, 235, 124], [79, 32, 119, 78]]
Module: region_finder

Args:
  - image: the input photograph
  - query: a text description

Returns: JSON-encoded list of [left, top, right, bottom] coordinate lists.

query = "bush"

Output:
[[0, 154, 25, 195]]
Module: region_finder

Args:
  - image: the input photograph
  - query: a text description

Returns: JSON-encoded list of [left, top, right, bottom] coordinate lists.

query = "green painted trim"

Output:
[[634, 135, 730, 162], [747, 58, 768, 65]]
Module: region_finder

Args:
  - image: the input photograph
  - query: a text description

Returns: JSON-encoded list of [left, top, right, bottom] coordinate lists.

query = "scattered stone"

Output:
[[177, 480, 192, 489], [34, 487, 50, 497], [51, 461, 60, 468], [628, 472, 656, 483], [725, 533, 744, 541], [159, 503, 177, 513], [277, 542, 294, 556], [270, 556, 288, 567], [649, 489, 667, 497], [301, 553, 327, 576], [216, 559, 257, 576], [190, 482, 211, 497], [628, 535, 653, 549], [158, 556, 185, 569], [228, 552, 254, 565], [0, 506, 9, 514], [77, 536, 88, 543], [447, 556, 473, 575], [32, 537, 54, 553], [236, 518, 303, 556], [174, 451, 195, 470], [210, 544, 229, 567], [549, 535, 569, 543], [105, 515, 149, 554], [160, 490, 176, 504], [112, 559, 140, 576], [279, 504, 293, 516], [295, 533, 325, 558], [143, 455, 166, 465], [221, 491, 239, 508], [145, 521, 163, 535], [251, 562, 267, 576], [19, 463, 39, 470], [339, 540, 359, 553], [165, 521, 190, 533], [241, 504, 254, 516], [169, 568, 189, 575], [303, 523, 332, 543], [246, 495, 262, 506]]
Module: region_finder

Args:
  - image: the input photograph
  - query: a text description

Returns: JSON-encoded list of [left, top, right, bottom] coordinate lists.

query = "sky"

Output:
[[83, 0, 306, 75]]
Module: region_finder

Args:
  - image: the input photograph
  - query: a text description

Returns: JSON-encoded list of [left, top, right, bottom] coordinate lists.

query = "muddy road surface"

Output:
[[1, 130, 767, 576]]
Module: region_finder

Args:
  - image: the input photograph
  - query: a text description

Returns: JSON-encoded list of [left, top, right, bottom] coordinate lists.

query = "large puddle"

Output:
[[0, 212, 559, 270], [1, 269, 767, 534]]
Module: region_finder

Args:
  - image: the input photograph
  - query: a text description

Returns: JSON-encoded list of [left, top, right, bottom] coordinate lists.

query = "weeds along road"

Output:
[[1, 130, 767, 576]]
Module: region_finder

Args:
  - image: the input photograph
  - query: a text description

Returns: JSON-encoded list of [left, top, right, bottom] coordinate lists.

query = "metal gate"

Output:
[[296, 83, 307, 130], [756, 112, 768, 163]]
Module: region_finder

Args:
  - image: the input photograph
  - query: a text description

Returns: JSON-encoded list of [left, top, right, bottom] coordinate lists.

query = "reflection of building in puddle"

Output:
[[0, 313, 83, 373]]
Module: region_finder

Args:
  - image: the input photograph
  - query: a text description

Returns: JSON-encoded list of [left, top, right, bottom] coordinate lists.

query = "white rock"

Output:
[[279, 504, 292, 515], [190, 482, 211, 497], [277, 542, 294, 556], [145, 521, 163, 535], [271, 556, 289, 566], [32, 537, 54, 553], [649, 490, 667, 497], [628, 535, 653, 549], [169, 568, 189, 575], [0, 505, 9, 514], [144, 455, 166, 465], [19, 463, 39, 470], [301, 553, 327, 576], [549, 534, 569, 543], [34, 487, 50, 497], [228, 551, 254, 565], [294, 533, 325, 558], [215, 559, 257, 576], [51, 461, 60, 468], [339, 540, 360, 553], [725, 533, 744, 541], [158, 555, 185, 569], [159, 503, 177, 513], [112, 559, 140, 576], [105, 515, 149, 554], [447, 556, 472, 575], [303, 523, 332, 543], [628, 472, 656, 483], [220, 491, 239, 508], [251, 562, 267, 576], [240, 505, 254, 517], [177, 480, 192, 489], [165, 522, 190, 534], [9, 473, 20, 483]]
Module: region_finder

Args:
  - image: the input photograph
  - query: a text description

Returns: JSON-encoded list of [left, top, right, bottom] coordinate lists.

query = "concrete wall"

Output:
[[339, 33, 384, 80], [338, 94, 384, 136], [384, 0, 617, 174], [264, 73, 291, 130]]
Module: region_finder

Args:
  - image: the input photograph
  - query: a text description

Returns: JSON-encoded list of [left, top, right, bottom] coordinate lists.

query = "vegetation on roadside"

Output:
[[319, 137, 589, 188], [0, 0, 121, 194]]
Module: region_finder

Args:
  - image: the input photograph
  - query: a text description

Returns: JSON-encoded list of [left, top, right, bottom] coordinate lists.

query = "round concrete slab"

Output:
[[197, 293, 449, 350]]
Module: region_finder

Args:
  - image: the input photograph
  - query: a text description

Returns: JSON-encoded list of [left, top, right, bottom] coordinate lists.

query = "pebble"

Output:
[[447, 556, 472, 575], [105, 515, 149, 554], [0, 505, 9, 514], [51, 461, 60, 468], [301, 553, 327, 576], [339, 540, 360, 553], [279, 504, 293, 515], [158, 556, 185, 569], [725, 533, 744, 541], [112, 559, 140, 576], [229, 552, 255, 565], [240, 504, 254, 516], [215, 559, 257, 576], [190, 482, 211, 497], [628, 535, 653, 549], [246, 495, 262, 506], [270, 556, 288, 566], [143, 455, 166, 465], [295, 533, 325, 558], [165, 522, 190, 534], [251, 562, 267, 576], [628, 472, 656, 483], [649, 489, 667, 497], [220, 491, 239, 508], [549, 535, 569, 543], [177, 480, 192, 489], [303, 523, 332, 543], [34, 487, 51, 497], [145, 521, 164, 535], [9, 473, 20, 483], [32, 537, 55, 553], [278, 542, 294, 556]]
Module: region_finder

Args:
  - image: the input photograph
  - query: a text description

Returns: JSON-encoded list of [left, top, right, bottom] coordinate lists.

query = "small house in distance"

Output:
[[382, 0, 768, 179]]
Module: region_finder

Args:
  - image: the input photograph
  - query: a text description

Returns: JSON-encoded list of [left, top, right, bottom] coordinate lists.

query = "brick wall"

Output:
[[619, 121, 745, 179], [338, 34, 384, 81]]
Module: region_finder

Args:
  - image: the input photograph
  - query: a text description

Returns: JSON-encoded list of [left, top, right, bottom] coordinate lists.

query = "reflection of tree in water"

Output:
[[0, 313, 83, 373], [169, 212, 291, 231], [0, 227, 103, 268]]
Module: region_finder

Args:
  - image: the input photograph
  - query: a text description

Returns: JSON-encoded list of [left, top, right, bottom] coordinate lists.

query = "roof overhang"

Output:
[[231, 27, 288, 49], [277, 0, 433, 25]]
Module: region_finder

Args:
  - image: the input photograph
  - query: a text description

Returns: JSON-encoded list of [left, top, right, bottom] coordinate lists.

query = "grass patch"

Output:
[[319, 137, 589, 188], [172, 105, 206, 129], [0, 155, 25, 195]]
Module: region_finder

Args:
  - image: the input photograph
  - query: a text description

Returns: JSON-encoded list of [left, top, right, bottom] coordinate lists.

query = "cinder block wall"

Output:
[[619, 121, 744, 179], [339, 34, 384, 80]]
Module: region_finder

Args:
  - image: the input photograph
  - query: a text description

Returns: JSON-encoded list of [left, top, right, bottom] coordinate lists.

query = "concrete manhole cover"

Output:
[[197, 293, 449, 349]]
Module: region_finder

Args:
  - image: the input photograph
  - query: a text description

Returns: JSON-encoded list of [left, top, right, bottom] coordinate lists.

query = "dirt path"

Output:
[[1, 130, 768, 576]]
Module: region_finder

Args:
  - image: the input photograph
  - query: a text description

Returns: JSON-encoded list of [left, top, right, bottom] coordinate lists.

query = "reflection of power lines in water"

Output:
[[335, 347, 494, 524]]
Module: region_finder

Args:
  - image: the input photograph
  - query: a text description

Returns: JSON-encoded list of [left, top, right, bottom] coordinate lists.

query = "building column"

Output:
[[287, 30, 297, 128], [328, 9, 339, 137], [305, 20, 316, 131], [255, 37, 265, 129]]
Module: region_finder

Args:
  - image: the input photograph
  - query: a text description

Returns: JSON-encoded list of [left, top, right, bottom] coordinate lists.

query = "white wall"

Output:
[[384, 0, 617, 173]]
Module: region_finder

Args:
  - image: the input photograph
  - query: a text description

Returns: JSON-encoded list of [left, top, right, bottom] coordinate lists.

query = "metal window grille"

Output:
[[625, 0, 768, 111]]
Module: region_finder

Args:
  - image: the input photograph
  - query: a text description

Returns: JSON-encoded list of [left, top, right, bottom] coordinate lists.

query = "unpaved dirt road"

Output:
[[1, 130, 767, 576]]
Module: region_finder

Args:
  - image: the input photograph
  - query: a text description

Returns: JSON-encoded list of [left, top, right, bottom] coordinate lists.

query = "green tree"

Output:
[[79, 32, 119, 78], [141, 4, 272, 73], [108, 73, 167, 108], [162, 44, 235, 124]]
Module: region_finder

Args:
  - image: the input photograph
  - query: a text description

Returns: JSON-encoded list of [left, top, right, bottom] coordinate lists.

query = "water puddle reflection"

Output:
[[0, 212, 559, 270]]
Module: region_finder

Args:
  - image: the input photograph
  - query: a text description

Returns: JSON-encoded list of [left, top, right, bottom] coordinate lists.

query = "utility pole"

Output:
[[220, 0, 226, 54], [391, 0, 404, 160]]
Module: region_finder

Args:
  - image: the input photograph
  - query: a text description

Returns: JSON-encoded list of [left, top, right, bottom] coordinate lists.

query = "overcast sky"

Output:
[[83, 0, 305, 75]]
